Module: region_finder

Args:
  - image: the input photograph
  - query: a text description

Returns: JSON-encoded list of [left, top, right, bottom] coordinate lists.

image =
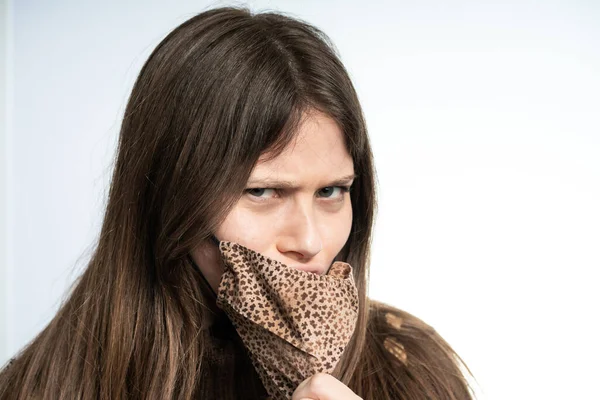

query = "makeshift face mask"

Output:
[[213, 239, 359, 400]]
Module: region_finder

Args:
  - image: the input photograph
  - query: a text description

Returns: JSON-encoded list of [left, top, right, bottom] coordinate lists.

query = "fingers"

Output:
[[291, 373, 362, 400]]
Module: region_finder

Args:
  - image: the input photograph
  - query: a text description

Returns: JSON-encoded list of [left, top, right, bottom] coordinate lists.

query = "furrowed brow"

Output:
[[247, 173, 356, 189], [326, 173, 357, 186]]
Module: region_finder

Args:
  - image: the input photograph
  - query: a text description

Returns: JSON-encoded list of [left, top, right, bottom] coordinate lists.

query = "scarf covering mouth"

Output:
[[215, 241, 359, 400]]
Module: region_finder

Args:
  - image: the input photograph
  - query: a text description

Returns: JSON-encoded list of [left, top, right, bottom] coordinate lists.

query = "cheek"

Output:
[[214, 205, 277, 251], [322, 202, 353, 255]]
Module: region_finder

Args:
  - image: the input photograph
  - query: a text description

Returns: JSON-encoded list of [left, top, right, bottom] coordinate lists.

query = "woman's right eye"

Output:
[[245, 188, 277, 200]]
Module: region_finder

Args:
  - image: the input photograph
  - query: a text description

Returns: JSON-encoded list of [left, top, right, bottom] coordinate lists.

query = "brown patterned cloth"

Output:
[[215, 241, 359, 400]]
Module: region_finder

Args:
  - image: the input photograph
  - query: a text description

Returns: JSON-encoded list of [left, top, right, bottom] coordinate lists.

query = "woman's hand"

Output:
[[291, 372, 362, 400]]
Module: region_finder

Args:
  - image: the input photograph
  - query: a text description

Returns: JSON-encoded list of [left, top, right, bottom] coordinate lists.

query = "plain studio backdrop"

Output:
[[1, 1, 599, 399]]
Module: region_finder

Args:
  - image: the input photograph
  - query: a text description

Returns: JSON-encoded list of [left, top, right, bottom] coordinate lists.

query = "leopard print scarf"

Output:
[[214, 240, 359, 400]]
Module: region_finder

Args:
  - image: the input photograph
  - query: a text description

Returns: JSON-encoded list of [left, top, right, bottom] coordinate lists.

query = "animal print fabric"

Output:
[[215, 241, 359, 400]]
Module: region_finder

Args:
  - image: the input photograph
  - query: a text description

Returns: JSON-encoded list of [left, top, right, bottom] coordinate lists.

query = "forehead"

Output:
[[252, 111, 354, 181]]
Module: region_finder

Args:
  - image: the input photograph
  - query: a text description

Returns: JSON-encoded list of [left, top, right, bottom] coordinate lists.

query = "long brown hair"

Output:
[[0, 6, 474, 399]]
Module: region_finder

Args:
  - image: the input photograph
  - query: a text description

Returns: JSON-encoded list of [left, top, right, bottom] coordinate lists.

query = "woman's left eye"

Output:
[[318, 186, 351, 199]]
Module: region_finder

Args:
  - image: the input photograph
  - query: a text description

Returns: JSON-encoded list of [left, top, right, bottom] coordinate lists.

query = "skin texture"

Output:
[[191, 109, 355, 293]]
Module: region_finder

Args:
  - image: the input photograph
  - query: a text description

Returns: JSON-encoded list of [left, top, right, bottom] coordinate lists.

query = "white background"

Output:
[[1, 1, 599, 399]]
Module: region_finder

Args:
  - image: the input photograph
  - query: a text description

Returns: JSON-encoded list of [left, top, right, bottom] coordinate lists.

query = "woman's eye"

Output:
[[244, 186, 351, 202], [318, 186, 351, 199], [246, 188, 277, 199]]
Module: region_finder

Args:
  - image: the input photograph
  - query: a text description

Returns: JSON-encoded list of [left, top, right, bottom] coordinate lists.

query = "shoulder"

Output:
[[366, 300, 410, 364], [366, 298, 461, 366], [361, 299, 474, 399]]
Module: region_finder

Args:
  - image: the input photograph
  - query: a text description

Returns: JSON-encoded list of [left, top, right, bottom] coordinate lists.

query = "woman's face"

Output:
[[191, 110, 355, 293]]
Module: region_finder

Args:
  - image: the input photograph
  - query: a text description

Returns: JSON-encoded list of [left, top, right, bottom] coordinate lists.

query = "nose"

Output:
[[276, 200, 322, 261]]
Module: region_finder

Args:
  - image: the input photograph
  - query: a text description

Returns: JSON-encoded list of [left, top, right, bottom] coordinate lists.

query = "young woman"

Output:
[[0, 6, 474, 399]]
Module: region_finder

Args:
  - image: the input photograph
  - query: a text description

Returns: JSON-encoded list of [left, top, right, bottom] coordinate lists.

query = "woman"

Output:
[[0, 6, 474, 399]]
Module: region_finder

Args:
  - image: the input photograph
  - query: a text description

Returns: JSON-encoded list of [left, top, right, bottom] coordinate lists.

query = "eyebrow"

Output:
[[246, 173, 357, 189]]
